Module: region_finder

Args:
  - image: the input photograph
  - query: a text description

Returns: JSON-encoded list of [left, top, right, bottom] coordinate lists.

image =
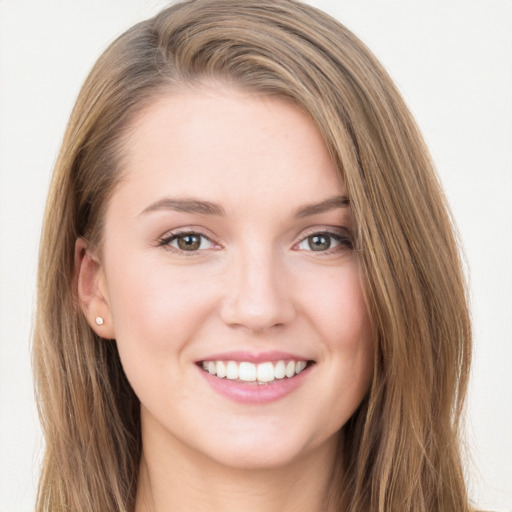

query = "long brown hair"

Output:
[[33, 1, 473, 510]]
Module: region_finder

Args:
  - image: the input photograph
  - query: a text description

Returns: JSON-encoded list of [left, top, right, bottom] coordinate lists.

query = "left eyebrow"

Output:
[[138, 197, 226, 217], [294, 195, 350, 218]]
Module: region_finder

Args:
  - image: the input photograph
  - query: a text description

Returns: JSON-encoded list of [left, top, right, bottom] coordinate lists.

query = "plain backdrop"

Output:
[[0, 1, 511, 511]]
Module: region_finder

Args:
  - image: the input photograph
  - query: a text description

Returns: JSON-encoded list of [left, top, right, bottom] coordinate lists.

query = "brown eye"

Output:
[[307, 234, 331, 251], [160, 232, 216, 252], [177, 234, 202, 251], [296, 231, 353, 253]]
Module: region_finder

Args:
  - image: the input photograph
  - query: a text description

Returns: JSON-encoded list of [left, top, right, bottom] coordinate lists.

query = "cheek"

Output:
[[304, 265, 371, 344], [104, 254, 218, 357], [103, 256, 222, 406], [330, 270, 373, 384], [303, 265, 374, 411]]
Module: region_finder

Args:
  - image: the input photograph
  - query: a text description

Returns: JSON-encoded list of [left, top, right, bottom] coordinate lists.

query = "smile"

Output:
[[200, 360, 311, 384]]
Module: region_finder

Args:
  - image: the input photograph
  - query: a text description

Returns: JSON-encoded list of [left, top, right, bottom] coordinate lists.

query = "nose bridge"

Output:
[[220, 241, 294, 332]]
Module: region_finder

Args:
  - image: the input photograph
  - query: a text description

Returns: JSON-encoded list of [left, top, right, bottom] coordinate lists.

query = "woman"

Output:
[[33, 0, 473, 510]]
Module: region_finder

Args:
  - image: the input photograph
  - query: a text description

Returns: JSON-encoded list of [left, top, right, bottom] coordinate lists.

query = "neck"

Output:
[[135, 419, 343, 512]]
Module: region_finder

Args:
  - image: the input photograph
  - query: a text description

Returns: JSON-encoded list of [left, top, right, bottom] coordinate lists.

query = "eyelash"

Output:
[[157, 228, 353, 254], [294, 229, 354, 253], [158, 230, 219, 254]]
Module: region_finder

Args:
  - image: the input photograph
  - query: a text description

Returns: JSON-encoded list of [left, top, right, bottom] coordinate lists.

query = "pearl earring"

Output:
[[95, 317, 104, 326]]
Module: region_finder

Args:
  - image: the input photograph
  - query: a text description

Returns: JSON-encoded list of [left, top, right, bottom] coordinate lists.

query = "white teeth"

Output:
[[274, 360, 286, 379], [295, 360, 307, 374], [216, 360, 227, 378], [226, 361, 239, 380], [285, 361, 296, 378], [201, 359, 309, 383], [256, 362, 275, 382], [239, 362, 257, 382], [207, 361, 216, 374]]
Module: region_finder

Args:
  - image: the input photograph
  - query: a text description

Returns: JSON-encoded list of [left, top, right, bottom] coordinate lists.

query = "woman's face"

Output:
[[89, 87, 373, 469]]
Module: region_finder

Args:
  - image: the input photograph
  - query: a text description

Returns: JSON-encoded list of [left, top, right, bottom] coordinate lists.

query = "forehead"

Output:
[[111, 86, 345, 218]]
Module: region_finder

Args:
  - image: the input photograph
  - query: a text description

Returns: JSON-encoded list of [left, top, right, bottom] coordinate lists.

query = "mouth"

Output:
[[197, 359, 315, 385]]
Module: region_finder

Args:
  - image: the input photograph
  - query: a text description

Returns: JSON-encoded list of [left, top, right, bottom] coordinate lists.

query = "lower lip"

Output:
[[197, 365, 313, 404]]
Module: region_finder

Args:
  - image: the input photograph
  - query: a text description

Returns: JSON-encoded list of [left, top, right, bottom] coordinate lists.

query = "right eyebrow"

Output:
[[138, 197, 226, 217], [294, 195, 350, 218]]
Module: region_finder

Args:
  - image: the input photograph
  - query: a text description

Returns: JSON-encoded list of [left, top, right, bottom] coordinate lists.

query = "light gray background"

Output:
[[0, 1, 511, 511]]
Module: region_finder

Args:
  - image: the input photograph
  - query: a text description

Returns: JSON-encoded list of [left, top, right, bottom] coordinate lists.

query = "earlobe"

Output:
[[75, 237, 116, 339]]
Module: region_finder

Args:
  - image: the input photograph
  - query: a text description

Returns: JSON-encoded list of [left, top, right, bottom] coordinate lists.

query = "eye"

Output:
[[296, 231, 353, 252], [159, 232, 217, 252]]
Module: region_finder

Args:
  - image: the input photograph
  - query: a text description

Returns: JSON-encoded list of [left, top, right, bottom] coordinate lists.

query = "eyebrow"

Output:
[[294, 195, 350, 218], [139, 194, 350, 218], [139, 198, 226, 217]]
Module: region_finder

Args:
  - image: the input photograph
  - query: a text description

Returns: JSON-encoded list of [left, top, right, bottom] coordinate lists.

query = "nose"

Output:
[[220, 247, 296, 334]]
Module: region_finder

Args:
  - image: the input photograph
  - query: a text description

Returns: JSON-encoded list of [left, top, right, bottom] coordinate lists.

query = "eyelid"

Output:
[[296, 225, 353, 241], [157, 227, 222, 252], [155, 225, 354, 253], [293, 226, 354, 252]]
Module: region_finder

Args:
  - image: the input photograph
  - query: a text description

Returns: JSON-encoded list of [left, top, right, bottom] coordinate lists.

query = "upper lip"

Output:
[[197, 350, 313, 364]]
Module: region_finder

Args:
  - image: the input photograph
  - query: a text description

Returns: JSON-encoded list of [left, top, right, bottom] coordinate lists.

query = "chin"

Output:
[[189, 423, 339, 472]]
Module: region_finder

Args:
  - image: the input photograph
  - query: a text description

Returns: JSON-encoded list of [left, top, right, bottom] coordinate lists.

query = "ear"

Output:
[[75, 238, 116, 339]]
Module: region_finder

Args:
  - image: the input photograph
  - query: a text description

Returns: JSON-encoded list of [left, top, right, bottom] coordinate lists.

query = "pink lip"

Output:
[[196, 361, 314, 404], [197, 350, 310, 364]]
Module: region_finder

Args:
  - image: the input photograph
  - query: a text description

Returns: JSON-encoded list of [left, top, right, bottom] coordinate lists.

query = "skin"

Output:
[[77, 86, 374, 512]]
